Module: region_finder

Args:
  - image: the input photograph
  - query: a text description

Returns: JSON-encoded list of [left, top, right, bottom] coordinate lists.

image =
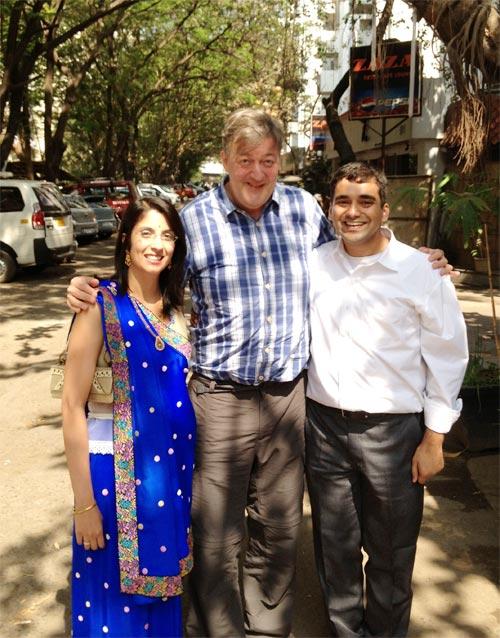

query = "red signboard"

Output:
[[349, 41, 421, 120], [310, 115, 331, 151]]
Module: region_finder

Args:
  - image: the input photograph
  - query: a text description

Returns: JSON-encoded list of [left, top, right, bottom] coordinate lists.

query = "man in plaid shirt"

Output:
[[181, 109, 333, 638]]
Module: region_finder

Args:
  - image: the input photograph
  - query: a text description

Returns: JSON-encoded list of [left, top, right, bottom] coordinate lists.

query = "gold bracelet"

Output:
[[73, 501, 97, 515]]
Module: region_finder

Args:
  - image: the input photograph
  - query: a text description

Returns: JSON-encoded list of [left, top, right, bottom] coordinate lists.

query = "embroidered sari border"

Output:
[[139, 303, 192, 361], [100, 284, 192, 598]]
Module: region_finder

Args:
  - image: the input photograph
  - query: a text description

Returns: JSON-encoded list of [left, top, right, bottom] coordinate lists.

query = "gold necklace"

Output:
[[128, 294, 166, 351]]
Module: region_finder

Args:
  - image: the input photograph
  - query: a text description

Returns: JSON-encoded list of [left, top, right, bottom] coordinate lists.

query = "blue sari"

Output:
[[72, 281, 195, 637]]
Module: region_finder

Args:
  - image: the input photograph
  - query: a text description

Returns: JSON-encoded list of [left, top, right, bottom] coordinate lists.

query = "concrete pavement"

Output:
[[0, 240, 498, 637]]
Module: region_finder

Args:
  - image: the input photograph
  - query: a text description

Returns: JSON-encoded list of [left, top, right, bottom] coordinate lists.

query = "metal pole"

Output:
[[483, 222, 500, 359], [381, 117, 386, 170]]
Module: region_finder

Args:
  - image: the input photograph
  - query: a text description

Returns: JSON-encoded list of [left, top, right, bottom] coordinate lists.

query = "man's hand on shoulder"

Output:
[[67, 276, 99, 313], [419, 246, 459, 279], [411, 428, 445, 485]]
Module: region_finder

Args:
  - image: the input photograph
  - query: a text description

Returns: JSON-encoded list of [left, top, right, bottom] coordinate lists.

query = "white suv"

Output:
[[0, 178, 75, 283]]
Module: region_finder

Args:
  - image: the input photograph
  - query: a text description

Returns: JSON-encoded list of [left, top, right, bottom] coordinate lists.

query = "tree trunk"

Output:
[[0, 0, 140, 166], [103, 83, 114, 177], [405, 0, 499, 78], [43, 47, 56, 179], [322, 70, 356, 167], [0, 83, 24, 170], [20, 89, 34, 179]]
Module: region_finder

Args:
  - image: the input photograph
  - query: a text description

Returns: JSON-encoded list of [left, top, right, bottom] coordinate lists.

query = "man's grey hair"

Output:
[[222, 108, 284, 154]]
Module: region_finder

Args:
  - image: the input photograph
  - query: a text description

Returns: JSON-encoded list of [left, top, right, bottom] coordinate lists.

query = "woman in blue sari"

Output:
[[62, 197, 195, 637]]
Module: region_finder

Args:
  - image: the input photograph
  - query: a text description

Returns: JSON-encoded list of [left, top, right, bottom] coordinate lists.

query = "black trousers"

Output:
[[305, 399, 424, 638]]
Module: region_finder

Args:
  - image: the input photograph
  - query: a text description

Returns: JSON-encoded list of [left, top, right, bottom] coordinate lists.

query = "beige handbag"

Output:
[[50, 342, 113, 403]]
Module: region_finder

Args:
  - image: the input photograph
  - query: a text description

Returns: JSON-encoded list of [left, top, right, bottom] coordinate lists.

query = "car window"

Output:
[[108, 190, 128, 199], [34, 184, 68, 213], [65, 194, 90, 208], [0, 186, 25, 212], [82, 187, 107, 198], [84, 195, 106, 204]]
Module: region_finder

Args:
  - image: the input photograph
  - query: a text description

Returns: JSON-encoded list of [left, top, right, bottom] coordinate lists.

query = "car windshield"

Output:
[[80, 187, 107, 198], [84, 195, 108, 205], [139, 187, 156, 196], [108, 189, 129, 200], [65, 194, 90, 209], [34, 184, 68, 213]]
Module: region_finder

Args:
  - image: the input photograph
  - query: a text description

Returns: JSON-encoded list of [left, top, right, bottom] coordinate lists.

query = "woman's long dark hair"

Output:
[[114, 196, 186, 314]]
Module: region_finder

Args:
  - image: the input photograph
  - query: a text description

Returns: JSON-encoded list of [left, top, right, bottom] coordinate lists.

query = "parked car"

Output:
[[173, 183, 196, 201], [81, 194, 118, 238], [0, 177, 75, 283], [137, 183, 180, 206], [186, 181, 206, 195], [159, 185, 181, 205], [69, 179, 139, 219], [63, 194, 99, 241]]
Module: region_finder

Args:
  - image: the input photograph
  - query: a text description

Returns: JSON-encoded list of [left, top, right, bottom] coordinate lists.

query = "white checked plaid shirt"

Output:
[[181, 180, 335, 384]]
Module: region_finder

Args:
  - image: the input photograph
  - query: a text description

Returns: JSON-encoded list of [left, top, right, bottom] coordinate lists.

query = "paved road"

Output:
[[0, 237, 498, 637]]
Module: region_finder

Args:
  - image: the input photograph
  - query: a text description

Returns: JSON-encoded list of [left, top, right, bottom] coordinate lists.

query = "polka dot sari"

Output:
[[71, 282, 195, 637]]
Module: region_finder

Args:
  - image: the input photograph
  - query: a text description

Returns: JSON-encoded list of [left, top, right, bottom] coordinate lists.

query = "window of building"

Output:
[[384, 153, 418, 176], [322, 6, 337, 31], [323, 52, 339, 71]]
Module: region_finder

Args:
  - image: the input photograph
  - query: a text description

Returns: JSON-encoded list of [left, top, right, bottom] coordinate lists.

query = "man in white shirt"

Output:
[[306, 162, 468, 638]]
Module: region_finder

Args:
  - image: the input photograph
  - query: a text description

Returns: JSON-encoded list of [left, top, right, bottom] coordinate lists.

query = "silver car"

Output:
[[63, 194, 99, 241], [82, 195, 118, 238], [137, 183, 180, 206]]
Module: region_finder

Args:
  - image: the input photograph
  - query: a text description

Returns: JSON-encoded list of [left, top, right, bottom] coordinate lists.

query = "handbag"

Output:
[[50, 324, 113, 403]]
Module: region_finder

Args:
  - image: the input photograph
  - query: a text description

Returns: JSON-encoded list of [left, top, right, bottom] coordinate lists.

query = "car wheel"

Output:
[[100, 232, 112, 239], [0, 250, 17, 283]]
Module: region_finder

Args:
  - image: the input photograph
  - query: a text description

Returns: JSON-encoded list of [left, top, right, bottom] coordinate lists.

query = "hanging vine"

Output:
[[406, 0, 500, 172]]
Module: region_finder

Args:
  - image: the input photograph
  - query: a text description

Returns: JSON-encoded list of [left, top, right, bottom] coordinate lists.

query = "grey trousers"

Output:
[[305, 399, 424, 638], [186, 373, 306, 638]]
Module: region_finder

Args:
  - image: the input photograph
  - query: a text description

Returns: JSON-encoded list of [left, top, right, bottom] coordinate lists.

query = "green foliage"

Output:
[[394, 172, 499, 254], [462, 332, 500, 388], [2, 0, 307, 181], [62, 0, 308, 180], [462, 354, 500, 387]]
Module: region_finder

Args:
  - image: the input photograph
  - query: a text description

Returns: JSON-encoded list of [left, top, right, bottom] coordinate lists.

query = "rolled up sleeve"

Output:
[[420, 277, 469, 433]]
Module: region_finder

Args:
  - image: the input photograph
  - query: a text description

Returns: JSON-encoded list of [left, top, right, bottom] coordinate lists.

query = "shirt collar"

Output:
[[217, 176, 281, 220], [335, 227, 403, 272]]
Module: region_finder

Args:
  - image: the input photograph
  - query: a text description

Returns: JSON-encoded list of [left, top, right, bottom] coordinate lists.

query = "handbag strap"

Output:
[[58, 313, 110, 367], [57, 315, 76, 364]]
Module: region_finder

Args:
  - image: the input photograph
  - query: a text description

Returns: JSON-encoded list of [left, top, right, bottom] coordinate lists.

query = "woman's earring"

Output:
[[125, 251, 132, 267]]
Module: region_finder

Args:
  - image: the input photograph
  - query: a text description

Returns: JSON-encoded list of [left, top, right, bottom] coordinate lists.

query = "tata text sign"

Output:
[[349, 41, 421, 120], [310, 115, 331, 151]]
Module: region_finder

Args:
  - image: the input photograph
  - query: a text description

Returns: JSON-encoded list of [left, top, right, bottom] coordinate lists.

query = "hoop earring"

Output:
[[125, 251, 132, 267]]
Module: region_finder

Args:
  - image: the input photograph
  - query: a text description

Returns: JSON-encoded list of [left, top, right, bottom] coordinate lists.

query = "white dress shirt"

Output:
[[307, 230, 469, 433]]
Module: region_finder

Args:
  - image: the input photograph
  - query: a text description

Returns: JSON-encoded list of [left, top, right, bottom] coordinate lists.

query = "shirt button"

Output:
[[265, 283, 271, 290], [266, 316, 272, 324], [258, 375, 264, 381], [261, 251, 267, 258], [265, 347, 270, 354]]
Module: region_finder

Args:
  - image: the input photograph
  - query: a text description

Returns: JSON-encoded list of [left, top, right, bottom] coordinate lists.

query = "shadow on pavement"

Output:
[[0, 517, 71, 637]]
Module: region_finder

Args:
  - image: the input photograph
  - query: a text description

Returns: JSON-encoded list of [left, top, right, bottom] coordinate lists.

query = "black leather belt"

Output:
[[330, 406, 416, 420], [191, 371, 304, 393]]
